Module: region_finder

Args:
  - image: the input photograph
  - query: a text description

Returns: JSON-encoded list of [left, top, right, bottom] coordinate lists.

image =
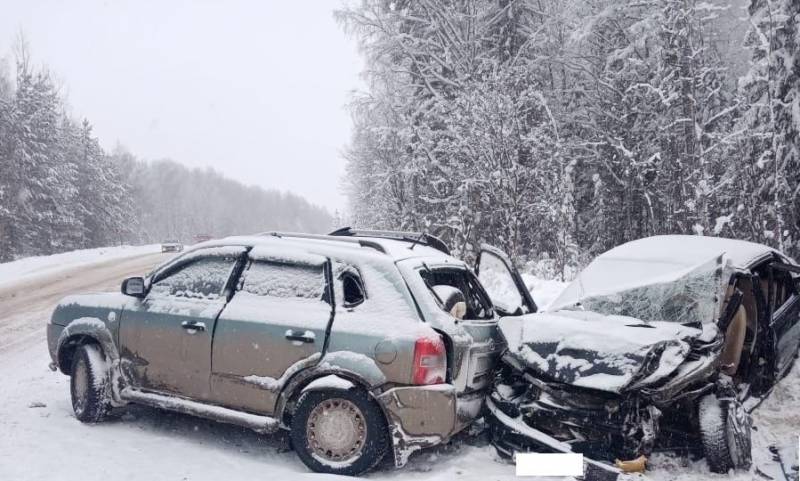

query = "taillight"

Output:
[[412, 336, 447, 385]]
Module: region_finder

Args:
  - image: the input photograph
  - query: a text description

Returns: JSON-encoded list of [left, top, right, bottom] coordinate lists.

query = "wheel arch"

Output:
[[275, 366, 390, 429], [56, 318, 119, 375]]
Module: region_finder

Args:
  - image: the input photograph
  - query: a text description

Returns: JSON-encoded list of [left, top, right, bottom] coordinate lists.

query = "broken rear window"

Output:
[[420, 267, 493, 320]]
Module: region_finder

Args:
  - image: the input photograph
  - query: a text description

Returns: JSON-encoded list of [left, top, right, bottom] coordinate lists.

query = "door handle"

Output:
[[181, 321, 206, 332], [285, 330, 315, 344]]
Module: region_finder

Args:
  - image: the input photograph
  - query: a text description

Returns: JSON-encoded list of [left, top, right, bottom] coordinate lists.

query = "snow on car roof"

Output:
[[365, 237, 458, 261], [188, 233, 457, 264], [167, 234, 433, 323], [598, 235, 777, 269], [549, 235, 778, 313]]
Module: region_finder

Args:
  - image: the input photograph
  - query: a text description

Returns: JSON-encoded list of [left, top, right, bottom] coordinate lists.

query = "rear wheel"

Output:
[[70, 344, 112, 423], [698, 393, 752, 473], [290, 388, 389, 475]]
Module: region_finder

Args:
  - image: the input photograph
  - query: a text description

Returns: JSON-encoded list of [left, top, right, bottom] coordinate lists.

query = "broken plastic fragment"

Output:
[[614, 455, 647, 473]]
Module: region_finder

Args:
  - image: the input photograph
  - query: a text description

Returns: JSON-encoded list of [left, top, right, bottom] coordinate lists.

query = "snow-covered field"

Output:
[[0, 247, 797, 481]]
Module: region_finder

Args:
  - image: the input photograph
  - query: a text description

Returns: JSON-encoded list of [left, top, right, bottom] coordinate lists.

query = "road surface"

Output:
[[0, 252, 167, 354]]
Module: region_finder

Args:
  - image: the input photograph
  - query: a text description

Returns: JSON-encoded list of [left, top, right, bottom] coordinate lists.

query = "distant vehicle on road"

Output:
[[46, 229, 532, 475], [193, 234, 212, 244], [160, 240, 183, 253]]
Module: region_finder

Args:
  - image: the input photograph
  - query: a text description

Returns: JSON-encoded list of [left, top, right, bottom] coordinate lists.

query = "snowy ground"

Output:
[[521, 273, 569, 310], [0, 247, 797, 481]]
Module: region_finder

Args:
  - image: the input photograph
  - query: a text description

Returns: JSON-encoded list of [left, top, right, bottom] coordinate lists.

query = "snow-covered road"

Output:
[[0, 250, 166, 355], [0, 248, 796, 481]]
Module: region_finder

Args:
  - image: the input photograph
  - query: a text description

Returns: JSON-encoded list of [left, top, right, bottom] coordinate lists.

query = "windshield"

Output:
[[419, 266, 494, 320], [555, 255, 725, 324]]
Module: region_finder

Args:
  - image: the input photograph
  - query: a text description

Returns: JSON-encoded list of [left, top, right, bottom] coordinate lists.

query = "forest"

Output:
[[0, 45, 332, 262], [338, 0, 799, 277]]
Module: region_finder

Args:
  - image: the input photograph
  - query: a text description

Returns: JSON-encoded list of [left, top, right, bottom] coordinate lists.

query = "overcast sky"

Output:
[[0, 0, 362, 211]]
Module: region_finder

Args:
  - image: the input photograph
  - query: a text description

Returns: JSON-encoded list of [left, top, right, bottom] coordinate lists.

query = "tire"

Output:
[[290, 388, 389, 476], [698, 394, 752, 473], [70, 344, 112, 423]]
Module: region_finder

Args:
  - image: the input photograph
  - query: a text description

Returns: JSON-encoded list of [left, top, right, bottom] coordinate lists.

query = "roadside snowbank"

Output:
[[0, 244, 160, 290]]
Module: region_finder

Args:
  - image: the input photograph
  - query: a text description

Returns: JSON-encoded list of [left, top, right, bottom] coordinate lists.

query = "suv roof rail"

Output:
[[259, 231, 387, 254], [328, 227, 451, 255]]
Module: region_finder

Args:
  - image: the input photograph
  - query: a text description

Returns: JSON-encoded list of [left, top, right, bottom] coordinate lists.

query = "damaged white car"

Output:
[[488, 235, 800, 480]]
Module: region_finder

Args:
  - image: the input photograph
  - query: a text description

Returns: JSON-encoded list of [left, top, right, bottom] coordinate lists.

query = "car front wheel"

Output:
[[290, 388, 389, 475], [698, 393, 752, 473], [70, 343, 112, 423]]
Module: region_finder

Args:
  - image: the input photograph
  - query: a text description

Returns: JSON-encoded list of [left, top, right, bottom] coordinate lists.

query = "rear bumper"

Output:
[[376, 384, 484, 466]]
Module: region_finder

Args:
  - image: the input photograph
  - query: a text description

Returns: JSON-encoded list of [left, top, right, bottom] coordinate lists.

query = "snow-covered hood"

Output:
[[499, 310, 719, 394], [57, 292, 131, 309], [51, 292, 132, 327]]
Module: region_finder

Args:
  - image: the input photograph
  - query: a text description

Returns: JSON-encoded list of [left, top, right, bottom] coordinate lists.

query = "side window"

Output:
[[340, 270, 366, 307], [241, 261, 327, 301], [150, 257, 237, 300], [773, 272, 797, 311]]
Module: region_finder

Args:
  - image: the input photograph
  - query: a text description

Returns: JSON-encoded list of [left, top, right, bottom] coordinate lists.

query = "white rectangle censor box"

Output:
[[515, 453, 584, 477]]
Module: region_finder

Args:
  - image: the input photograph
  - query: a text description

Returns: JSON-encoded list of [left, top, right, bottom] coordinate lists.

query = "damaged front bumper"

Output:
[[376, 384, 485, 467], [490, 362, 664, 461], [487, 397, 623, 481], [485, 328, 724, 478]]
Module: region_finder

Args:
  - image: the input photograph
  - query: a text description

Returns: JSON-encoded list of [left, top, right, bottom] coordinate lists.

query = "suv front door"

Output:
[[475, 244, 537, 316], [119, 247, 245, 400]]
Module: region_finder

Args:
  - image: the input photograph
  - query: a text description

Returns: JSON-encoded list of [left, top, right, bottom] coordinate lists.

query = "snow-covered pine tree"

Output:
[[0, 61, 14, 261], [739, 0, 800, 254], [1, 49, 83, 257], [337, 0, 567, 260], [0, 44, 333, 259], [564, 0, 738, 254], [67, 119, 134, 247]]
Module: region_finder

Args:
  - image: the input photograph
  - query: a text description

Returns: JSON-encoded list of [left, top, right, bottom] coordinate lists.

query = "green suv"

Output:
[[47, 229, 534, 475]]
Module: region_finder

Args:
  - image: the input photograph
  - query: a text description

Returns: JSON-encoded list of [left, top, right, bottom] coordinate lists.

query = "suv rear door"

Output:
[[210, 247, 334, 414], [475, 244, 537, 316]]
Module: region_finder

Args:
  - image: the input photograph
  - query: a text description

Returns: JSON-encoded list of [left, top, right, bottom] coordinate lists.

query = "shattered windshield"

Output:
[[558, 256, 726, 324]]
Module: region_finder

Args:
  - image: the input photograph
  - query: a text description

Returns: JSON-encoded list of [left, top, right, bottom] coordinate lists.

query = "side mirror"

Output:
[[121, 277, 146, 298]]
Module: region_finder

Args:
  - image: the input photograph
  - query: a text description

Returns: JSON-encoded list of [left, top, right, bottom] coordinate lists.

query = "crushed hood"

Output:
[[499, 310, 717, 394]]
